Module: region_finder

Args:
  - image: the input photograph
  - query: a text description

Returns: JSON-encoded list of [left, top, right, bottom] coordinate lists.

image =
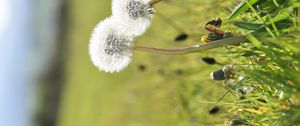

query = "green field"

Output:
[[58, 0, 300, 125]]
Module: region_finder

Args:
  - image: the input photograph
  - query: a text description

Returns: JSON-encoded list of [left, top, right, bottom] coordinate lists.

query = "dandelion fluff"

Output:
[[89, 17, 134, 73], [112, 0, 155, 36]]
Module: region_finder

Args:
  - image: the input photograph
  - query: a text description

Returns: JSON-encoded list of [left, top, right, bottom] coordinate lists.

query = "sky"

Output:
[[0, 0, 63, 125], [0, 0, 34, 126]]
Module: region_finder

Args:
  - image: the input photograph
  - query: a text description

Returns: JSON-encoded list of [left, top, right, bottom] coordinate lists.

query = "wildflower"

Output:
[[112, 0, 155, 36], [222, 65, 237, 79], [238, 86, 253, 94], [89, 17, 134, 73], [210, 65, 237, 80]]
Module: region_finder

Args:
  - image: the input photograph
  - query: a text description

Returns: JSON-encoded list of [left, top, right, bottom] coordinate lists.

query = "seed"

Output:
[[257, 99, 267, 103], [138, 64, 146, 71], [202, 57, 216, 65], [209, 106, 220, 114], [174, 33, 188, 42], [175, 69, 184, 75]]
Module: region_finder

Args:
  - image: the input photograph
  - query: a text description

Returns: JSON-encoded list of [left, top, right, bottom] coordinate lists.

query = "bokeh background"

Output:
[[0, 0, 238, 126]]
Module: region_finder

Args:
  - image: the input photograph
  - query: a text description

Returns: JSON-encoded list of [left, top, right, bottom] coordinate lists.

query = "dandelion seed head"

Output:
[[127, 0, 155, 19], [112, 0, 154, 36], [104, 34, 127, 55], [89, 17, 134, 73]]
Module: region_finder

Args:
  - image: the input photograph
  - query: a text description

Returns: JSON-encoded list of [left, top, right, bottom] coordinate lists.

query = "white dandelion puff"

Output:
[[112, 0, 155, 36], [126, 0, 155, 19], [89, 17, 134, 73]]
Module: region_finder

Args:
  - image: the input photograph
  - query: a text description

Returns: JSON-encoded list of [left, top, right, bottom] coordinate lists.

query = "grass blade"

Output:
[[228, 0, 259, 20]]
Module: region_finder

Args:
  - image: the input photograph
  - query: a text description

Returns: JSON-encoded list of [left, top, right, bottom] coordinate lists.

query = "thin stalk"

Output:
[[197, 101, 235, 105], [209, 77, 246, 110], [150, 0, 163, 5], [133, 36, 247, 55], [272, 0, 279, 7]]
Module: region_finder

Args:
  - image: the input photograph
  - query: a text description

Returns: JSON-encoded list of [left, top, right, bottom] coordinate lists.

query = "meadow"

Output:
[[57, 0, 300, 125]]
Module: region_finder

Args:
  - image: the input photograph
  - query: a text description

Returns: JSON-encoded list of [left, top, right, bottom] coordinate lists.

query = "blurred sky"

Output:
[[0, 0, 61, 126]]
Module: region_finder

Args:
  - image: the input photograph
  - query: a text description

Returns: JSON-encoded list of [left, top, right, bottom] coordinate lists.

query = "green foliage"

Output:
[[232, 20, 263, 30], [224, 0, 300, 125], [229, 0, 260, 19]]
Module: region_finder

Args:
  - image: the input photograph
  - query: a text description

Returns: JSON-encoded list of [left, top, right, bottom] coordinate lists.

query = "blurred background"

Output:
[[0, 0, 236, 126]]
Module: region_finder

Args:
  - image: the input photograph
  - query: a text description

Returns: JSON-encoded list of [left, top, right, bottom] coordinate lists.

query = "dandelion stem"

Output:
[[133, 36, 247, 55], [149, 0, 163, 5]]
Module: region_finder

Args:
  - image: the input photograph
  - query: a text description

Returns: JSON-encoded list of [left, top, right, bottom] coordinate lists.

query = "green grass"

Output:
[[58, 0, 300, 126]]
